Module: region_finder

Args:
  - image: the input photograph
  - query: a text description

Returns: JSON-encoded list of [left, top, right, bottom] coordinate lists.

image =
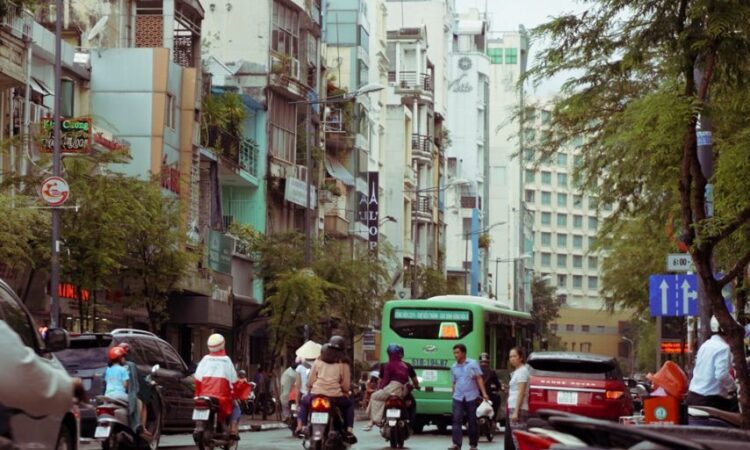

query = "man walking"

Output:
[[686, 316, 738, 412], [450, 344, 489, 450]]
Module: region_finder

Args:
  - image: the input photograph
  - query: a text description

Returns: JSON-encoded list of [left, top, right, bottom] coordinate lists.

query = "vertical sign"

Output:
[[367, 172, 379, 251]]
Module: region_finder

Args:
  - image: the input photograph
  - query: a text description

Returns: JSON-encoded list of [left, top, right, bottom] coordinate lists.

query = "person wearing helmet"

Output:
[[297, 336, 357, 444], [280, 358, 299, 420], [479, 353, 502, 420], [104, 346, 130, 402], [194, 333, 242, 439], [686, 316, 739, 412], [363, 343, 411, 431], [116, 343, 151, 439]]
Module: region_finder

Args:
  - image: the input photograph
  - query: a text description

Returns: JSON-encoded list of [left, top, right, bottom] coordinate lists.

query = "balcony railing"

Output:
[[412, 134, 433, 164], [413, 195, 433, 222], [388, 71, 434, 92], [222, 138, 259, 177]]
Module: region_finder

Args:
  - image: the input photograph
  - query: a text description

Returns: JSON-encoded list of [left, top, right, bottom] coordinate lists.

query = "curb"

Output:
[[239, 422, 288, 432]]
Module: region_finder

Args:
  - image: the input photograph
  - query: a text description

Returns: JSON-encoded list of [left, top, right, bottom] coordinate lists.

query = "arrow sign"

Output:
[[661, 280, 669, 316], [680, 277, 698, 315]]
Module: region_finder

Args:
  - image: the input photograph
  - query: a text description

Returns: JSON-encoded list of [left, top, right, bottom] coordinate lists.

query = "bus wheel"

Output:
[[437, 422, 448, 434]]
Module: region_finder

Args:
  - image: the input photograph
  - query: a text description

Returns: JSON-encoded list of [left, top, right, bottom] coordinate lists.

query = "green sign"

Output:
[[394, 309, 470, 322], [208, 230, 233, 274]]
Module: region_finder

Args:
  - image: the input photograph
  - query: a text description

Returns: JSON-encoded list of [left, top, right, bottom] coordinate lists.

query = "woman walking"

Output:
[[363, 343, 410, 430], [505, 347, 529, 450]]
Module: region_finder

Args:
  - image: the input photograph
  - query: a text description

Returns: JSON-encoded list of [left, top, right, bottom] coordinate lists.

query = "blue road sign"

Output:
[[649, 274, 733, 317]]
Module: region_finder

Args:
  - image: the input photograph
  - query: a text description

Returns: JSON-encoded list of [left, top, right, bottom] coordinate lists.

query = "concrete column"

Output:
[[395, 42, 401, 84], [163, 0, 175, 52]]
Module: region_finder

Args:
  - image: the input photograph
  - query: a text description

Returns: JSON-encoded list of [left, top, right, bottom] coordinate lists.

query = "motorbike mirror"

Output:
[[45, 328, 69, 353], [634, 385, 649, 398], [151, 364, 161, 375]]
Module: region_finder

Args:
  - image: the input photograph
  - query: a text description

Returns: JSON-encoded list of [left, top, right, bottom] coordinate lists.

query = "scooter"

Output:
[[94, 365, 160, 450], [192, 396, 238, 450], [380, 394, 412, 449], [287, 398, 298, 435], [304, 395, 350, 450], [477, 398, 496, 442]]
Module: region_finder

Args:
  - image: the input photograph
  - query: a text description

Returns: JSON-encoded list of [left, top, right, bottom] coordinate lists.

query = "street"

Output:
[[80, 423, 505, 450]]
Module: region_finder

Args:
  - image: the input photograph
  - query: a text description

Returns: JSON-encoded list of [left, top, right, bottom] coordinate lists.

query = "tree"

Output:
[[120, 179, 193, 332], [530, 276, 561, 347], [0, 193, 49, 270], [528, 0, 750, 426]]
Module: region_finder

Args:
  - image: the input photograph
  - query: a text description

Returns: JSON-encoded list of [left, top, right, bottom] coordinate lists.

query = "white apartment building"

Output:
[[444, 10, 491, 296], [486, 29, 533, 311]]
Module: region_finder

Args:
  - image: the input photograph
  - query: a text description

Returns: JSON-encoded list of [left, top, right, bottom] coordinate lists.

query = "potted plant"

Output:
[[478, 233, 491, 249]]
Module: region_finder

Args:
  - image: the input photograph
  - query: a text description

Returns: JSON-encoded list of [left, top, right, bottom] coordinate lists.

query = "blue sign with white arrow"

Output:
[[649, 274, 733, 317]]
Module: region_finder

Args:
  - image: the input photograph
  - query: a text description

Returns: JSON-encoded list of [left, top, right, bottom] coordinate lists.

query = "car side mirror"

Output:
[[45, 328, 69, 353]]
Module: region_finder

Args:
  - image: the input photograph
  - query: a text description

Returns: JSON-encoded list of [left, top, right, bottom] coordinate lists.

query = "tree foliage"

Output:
[[0, 194, 48, 269], [527, 0, 750, 426], [530, 276, 561, 340]]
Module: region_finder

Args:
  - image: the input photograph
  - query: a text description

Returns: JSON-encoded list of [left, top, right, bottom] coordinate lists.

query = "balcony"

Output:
[[219, 138, 260, 187], [324, 208, 350, 237], [388, 71, 434, 96], [404, 165, 416, 187], [269, 52, 311, 100], [324, 107, 354, 152], [413, 195, 433, 223], [0, 6, 31, 90], [411, 134, 433, 166]]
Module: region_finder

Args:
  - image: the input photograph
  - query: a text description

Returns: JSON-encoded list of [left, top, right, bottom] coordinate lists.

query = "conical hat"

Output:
[[296, 340, 322, 359]]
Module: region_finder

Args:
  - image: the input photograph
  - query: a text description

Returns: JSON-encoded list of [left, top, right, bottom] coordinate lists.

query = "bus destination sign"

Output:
[[394, 309, 470, 321]]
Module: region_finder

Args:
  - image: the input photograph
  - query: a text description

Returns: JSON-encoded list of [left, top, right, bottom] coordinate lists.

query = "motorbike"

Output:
[[304, 395, 349, 450], [380, 392, 413, 449], [477, 397, 497, 442], [94, 365, 160, 450], [192, 395, 238, 450], [287, 398, 298, 435], [240, 382, 277, 418]]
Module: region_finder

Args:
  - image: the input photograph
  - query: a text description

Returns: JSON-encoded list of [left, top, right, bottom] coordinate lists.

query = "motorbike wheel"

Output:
[[389, 428, 399, 449], [145, 400, 163, 450], [101, 433, 118, 450], [437, 422, 448, 434], [265, 401, 276, 417]]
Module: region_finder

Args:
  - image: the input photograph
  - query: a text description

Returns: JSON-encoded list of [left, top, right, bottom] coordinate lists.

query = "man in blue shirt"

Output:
[[450, 344, 489, 450]]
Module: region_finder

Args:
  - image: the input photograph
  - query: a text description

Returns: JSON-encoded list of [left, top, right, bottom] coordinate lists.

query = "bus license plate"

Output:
[[311, 412, 329, 424], [556, 391, 578, 405], [386, 409, 401, 418], [94, 425, 111, 439], [422, 370, 438, 382], [192, 409, 210, 420]]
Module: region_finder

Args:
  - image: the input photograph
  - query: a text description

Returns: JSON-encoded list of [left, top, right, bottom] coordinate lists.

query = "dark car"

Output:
[[527, 352, 633, 421], [54, 328, 195, 438]]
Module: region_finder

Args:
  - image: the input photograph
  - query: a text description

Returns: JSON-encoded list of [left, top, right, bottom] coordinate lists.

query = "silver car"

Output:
[[0, 279, 79, 450]]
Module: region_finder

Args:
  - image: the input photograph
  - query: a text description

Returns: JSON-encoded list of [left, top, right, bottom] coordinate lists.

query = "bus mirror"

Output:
[[439, 322, 459, 339]]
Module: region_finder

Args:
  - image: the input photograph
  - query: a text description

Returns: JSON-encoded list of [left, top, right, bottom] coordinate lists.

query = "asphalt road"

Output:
[[81, 424, 506, 450]]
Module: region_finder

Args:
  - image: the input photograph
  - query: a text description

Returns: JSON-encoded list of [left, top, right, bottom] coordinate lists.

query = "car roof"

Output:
[[528, 351, 616, 364]]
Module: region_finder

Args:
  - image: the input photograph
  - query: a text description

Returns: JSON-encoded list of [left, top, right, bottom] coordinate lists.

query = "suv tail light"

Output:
[[96, 406, 116, 416], [605, 390, 625, 400], [311, 397, 331, 412]]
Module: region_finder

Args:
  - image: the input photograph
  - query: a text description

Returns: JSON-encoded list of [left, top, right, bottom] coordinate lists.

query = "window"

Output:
[[541, 232, 551, 247], [61, 79, 75, 118], [462, 218, 472, 239], [588, 276, 599, 290], [550, 323, 558, 332], [557, 173, 568, 187], [541, 212, 551, 225], [525, 169, 535, 183], [270, 98, 296, 162], [589, 217, 598, 231], [487, 47, 503, 64], [589, 196, 599, 211], [166, 94, 176, 129], [541, 191, 552, 205], [573, 235, 583, 249], [573, 195, 583, 209], [525, 190, 535, 202], [557, 254, 567, 268], [557, 193, 568, 207], [589, 236, 597, 248], [157, 341, 186, 372], [541, 252, 551, 267], [557, 213, 568, 227], [573, 255, 583, 268], [557, 274, 567, 288], [589, 256, 598, 270], [573, 275, 583, 288], [557, 233, 567, 247], [573, 136, 584, 147], [580, 342, 592, 352], [557, 152, 568, 167], [134, 339, 165, 366], [0, 286, 39, 350], [524, 149, 534, 162], [390, 308, 473, 340], [541, 110, 551, 124], [573, 215, 583, 229], [565, 324, 575, 332], [505, 47, 518, 64], [581, 325, 590, 333], [272, 2, 301, 73], [541, 171, 552, 185]]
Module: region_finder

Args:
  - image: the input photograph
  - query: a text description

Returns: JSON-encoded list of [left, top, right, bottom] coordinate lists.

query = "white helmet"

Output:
[[207, 333, 225, 352]]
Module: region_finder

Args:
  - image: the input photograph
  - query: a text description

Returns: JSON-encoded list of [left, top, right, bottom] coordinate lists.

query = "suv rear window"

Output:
[[528, 358, 622, 380], [55, 336, 113, 370]]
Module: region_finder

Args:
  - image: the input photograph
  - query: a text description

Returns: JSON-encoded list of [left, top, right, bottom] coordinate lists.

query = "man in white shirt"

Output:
[[686, 316, 738, 412]]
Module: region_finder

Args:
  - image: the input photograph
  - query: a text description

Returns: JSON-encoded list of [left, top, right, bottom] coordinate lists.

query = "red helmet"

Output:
[[108, 346, 127, 363], [117, 342, 131, 354]]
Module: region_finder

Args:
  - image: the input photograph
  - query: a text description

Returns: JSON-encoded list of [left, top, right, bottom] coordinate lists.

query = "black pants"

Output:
[[686, 391, 739, 413]]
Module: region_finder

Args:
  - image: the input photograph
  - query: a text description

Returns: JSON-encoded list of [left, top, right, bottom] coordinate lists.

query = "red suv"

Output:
[[527, 352, 633, 421]]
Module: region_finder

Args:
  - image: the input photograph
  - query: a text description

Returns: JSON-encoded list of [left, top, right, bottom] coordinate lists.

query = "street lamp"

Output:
[[291, 85, 385, 265], [493, 253, 531, 303], [621, 336, 635, 376]]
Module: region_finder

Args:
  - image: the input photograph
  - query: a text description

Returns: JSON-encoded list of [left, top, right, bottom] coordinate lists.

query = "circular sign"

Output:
[[654, 406, 668, 421], [458, 57, 472, 71], [41, 176, 70, 206]]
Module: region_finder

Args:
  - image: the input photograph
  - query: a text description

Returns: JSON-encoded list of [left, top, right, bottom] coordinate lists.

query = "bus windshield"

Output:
[[390, 308, 473, 340]]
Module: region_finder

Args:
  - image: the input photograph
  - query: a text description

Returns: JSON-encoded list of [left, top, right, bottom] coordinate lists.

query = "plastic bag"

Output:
[[476, 399, 494, 418]]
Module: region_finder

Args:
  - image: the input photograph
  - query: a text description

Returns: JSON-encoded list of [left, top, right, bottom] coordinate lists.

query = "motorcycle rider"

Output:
[[104, 346, 131, 402], [296, 337, 358, 444], [479, 353, 502, 420], [687, 316, 739, 412], [364, 343, 412, 431], [116, 343, 151, 439], [194, 334, 242, 440]]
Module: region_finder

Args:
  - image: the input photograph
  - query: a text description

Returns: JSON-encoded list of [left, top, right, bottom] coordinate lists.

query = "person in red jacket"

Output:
[[194, 334, 242, 439]]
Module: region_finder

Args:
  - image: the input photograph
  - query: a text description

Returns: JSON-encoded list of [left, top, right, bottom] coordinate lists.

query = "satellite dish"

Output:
[[87, 15, 109, 42]]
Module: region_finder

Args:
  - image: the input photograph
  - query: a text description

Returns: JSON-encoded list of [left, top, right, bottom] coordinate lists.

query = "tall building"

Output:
[[444, 9, 490, 296], [486, 29, 533, 311]]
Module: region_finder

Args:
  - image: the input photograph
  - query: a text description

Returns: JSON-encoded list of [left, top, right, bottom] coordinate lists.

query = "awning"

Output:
[[456, 20, 485, 35], [30, 77, 52, 96], [325, 156, 354, 186], [356, 177, 367, 194]]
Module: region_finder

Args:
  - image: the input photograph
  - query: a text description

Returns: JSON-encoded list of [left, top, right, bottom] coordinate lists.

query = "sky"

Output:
[[455, 0, 586, 96]]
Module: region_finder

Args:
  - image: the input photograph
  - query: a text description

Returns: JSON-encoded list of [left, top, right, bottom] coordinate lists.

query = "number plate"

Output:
[[422, 370, 438, 382], [94, 425, 111, 439], [556, 391, 578, 405], [192, 409, 211, 420], [386, 409, 401, 418], [311, 412, 329, 424], [291, 404, 297, 411]]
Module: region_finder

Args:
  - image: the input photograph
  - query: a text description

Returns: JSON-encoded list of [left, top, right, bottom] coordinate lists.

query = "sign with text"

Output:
[[40, 117, 92, 154], [360, 171, 379, 251], [284, 176, 317, 208], [393, 309, 470, 322], [660, 340, 691, 354], [666, 253, 695, 272], [208, 230, 233, 274]]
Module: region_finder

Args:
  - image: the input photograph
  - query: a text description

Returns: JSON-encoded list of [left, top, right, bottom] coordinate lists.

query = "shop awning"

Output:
[[30, 77, 52, 96], [325, 156, 354, 186]]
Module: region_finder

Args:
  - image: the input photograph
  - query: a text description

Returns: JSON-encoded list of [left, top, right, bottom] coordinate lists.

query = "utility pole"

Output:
[[50, 0, 63, 328]]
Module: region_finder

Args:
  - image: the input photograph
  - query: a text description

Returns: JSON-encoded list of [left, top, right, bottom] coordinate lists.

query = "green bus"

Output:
[[379, 296, 533, 431]]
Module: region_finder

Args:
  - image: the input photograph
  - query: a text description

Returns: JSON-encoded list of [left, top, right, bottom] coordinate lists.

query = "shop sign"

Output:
[[208, 230, 233, 274], [40, 117, 92, 154], [660, 340, 690, 354], [362, 328, 375, 351], [58, 283, 90, 302], [92, 126, 129, 153], [284, 176, 317, 208], [358, 172, 379, 251], [40, 176, 70, 206]]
